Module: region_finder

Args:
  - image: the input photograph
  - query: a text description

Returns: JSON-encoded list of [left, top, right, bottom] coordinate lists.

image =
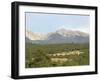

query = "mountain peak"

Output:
[[26, 28, 89, 44], [55, 28, 89, 37], [56, 28, 75, 37], [56, 28, 67, 31], [56, 28, 73, 32], [26, 31, 46, 40]]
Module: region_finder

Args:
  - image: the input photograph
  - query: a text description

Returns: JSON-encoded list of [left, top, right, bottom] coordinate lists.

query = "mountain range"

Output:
[[26, 28, 89, 44]]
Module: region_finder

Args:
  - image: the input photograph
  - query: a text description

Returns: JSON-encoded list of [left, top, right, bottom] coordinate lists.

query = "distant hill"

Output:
[[26, 28, 89, 44]]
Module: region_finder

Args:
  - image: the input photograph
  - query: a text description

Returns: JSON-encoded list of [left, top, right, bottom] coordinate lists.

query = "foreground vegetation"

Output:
[[25, 43, 89, 68]]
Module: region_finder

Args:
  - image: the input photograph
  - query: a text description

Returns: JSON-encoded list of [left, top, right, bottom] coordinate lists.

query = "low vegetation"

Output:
[[25, 43, 89, 68]]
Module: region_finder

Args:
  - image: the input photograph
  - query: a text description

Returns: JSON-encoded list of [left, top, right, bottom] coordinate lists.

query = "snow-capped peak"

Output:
[[55, 28, 89, 37]]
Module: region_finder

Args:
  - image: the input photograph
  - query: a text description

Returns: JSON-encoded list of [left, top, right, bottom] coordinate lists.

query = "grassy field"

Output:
[[25, 43, 89, 68]]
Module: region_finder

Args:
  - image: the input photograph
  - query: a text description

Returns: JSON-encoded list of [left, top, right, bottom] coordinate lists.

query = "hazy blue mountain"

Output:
[[26, 28, 89, 44]]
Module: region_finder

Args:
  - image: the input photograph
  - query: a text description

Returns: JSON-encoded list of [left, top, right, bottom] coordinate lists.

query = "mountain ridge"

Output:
[[26, 28, 89, 44]]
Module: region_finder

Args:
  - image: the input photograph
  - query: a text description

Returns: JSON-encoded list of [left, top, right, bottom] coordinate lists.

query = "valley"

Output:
[[25, 43, 89, 68], [25, 29, 89, 68]]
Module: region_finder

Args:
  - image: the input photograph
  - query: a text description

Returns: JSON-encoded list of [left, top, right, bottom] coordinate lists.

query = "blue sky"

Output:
[[25, 12, 89, 34]]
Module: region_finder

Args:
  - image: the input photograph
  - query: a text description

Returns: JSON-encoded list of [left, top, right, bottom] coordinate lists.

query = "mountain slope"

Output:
[[26, 28, 89, 44], [26, 31, 45, 40]]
